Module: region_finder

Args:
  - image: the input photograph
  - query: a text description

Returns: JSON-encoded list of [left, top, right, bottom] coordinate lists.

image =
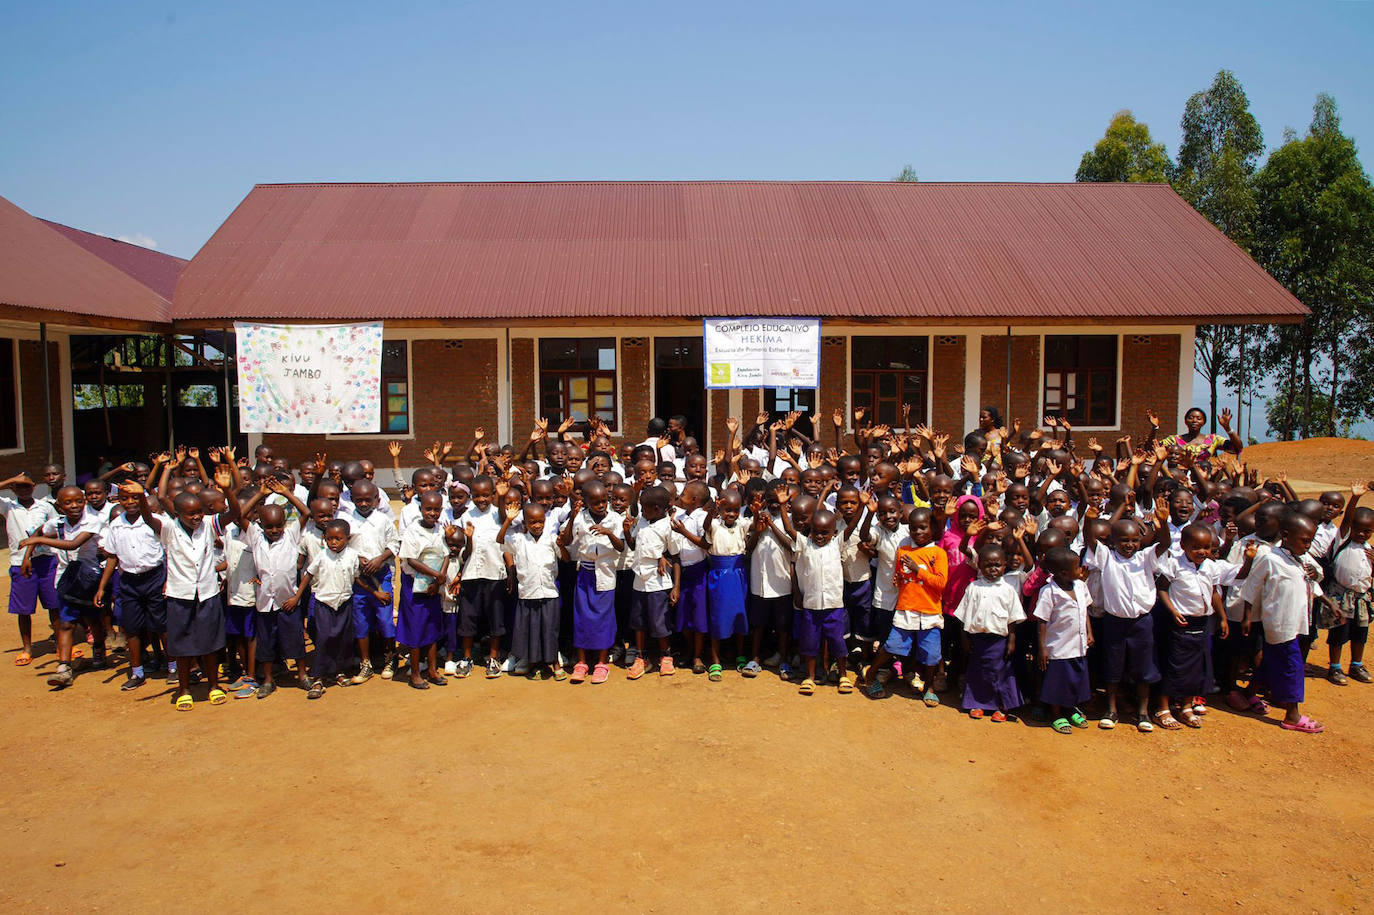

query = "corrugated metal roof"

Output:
[[0, 195, 172, 324], [173, 181, 1308, 323], [39, 219, 187, 301]]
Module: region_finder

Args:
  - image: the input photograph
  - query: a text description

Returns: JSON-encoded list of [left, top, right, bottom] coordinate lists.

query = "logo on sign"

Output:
[[710, 363, 731, 384]]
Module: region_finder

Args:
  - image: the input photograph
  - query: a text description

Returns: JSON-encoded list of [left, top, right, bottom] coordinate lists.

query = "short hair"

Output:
[[640, 486, 671, 511], [324, 518, 351, 538], [646, 417, 667, 436], [1043, 546, 1079, 576]]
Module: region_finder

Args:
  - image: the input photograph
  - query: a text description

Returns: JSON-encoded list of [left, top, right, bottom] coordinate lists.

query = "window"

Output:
[[0, 340, 16, 449], [851, 336, 928, 427], [540, 338, 617, 427], [381, 341, 410, 434], [763, 387, 816, 438], [1043, 335, 1117, 426]]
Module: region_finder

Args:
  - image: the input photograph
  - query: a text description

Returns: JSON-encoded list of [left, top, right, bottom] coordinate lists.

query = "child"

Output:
[[836, 486, 876, 661], [340, 479, 399, 684], [398, 492, 450, 690], [21, 485, 105, 688], [1033, 547, 1094, 734], [864, 507, 947, 704], [1082, 496, 1172, 732], [1222, 501, 1284, 712], [94, 481, 167, 690], [1323, 482, 1374, 685], [704, 490, 749, 681], [559, 480, 624, 684], [289, 518, 382, 698], [775, 503, 850, 695], [953, 543, 1026, 721], [624, 486, 678, 678], [219, 513, 258, 697], [455, 476, 507, 679], [669, 481, 711, 673], [499, 502, 565, 680], [1241, 513, 1326, 733], [861, 495, 909, 682], [241, 485, 311, 699], [0, 471, 59, 665]]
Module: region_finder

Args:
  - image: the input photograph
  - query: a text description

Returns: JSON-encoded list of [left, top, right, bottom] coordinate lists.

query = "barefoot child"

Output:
[[954, 542, 1026, 721], [22, 486, 105, 688], [1033, 547, 1094, 734], [0, 472, 59, 665]]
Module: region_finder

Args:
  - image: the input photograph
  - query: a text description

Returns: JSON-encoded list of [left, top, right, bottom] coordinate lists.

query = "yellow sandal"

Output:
[[175, 694, 194, 712], [838, 675, 854, 694], [798, 678, 815, 695], [208, 688, 228, 706]]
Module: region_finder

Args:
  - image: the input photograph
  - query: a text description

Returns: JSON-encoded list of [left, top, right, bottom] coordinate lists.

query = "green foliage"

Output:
[[1075, 111, 1172, 183], [1265, 387, 1349, 441], [892, 165, 919, 182]]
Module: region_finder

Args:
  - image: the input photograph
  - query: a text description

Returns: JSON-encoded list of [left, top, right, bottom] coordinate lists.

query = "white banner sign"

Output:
[[236, 322, 383, 433], [702, 318, 821, 389]]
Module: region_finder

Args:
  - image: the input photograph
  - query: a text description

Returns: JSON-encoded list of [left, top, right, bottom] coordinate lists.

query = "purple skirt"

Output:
[[573, 565, 616, 651], [962, 633, 1024, 711], [397, 573, 441, 648], [1260, 637, 1304, 704], [676, 560, 708, 634], [1040, 656, 1091, 708]]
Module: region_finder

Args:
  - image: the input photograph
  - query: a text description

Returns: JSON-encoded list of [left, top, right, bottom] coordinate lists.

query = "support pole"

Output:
[[40, 323, 52, 465], [164, 333, 175, 450], [1004, 325, 1012, 428], [223, 326, 233, 445]]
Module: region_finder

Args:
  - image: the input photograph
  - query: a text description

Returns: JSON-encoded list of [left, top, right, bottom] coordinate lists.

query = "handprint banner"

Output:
[[235, 322, 383, 433]]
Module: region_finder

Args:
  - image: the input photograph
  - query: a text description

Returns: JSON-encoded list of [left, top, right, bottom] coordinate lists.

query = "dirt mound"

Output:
[[1242, 437, 1374, 490]]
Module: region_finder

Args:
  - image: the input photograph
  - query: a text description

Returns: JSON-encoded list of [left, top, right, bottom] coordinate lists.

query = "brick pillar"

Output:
[[979, 334, 1041, 429], [619, 336, 650, 441], [819, 335, 847, 433], [511, 337, 535, 428], [930, 334, 965, 433], [1122, 333, 1180, 442]]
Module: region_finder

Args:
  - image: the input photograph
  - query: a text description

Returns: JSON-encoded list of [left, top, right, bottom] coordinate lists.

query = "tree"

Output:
[[1173, 70, 1264, 434], [1253, 93, 1374, 438], [1265, 387, 1345, 441], [1075, 110, 1172, 183], [892, 165, 919, 182]]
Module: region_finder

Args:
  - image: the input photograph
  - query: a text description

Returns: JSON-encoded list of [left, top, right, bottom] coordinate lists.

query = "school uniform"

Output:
[[248, 524, 306, 663], [160, 515, 227, 658], [954, 576, 1027, 711], [398, 522, 446, 649], [98, 512, 167, 635], [629, 516, 675, 640], [439, 552, 463, 655], [458, 505, 508, 641], [1223, 535, 1273, 661], [1158, 555, 1241, 697], [307, 546, 360, 679], [505, 526, 562, 664], [706, 519, 748, 641], [1083, 542, 1163, 685], [43, 513, 104, 623], [1, 495, 59, 616], [1032, 579, 1093, 707], [793, 536, 845, 659], [747, 524, 792, 637], [671, 506, 709, 634], [569, 509, 624, 651], [867, 524, 910, 622], [341, 506, 400, 640], [839, 513, 877, 640], [1241, 548, 1318, 704], [220, 535, 257, 640], [1327, 537, 1372, 649]]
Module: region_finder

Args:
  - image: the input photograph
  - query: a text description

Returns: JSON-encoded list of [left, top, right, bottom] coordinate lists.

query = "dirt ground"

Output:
[[3, 440, 1373, 913], [1242, 437, 1374, 497]]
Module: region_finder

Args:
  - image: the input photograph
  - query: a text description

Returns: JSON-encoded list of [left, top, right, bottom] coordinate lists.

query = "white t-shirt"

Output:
[[42, 513, 103, 577], [1158, 555, 1241, 618], [629, 516, 674, 593], [954, 577, 1027, 637], [749, 526, 792, 599], [869, 525, 910, 611], [307, 546, 361, 609], [160, 515, 224, 602], [504, 527, 561, 601], [1240, 548, 1317, 645], [400, 523, 448, 593], [1032, 579, 1092, 661], [0, 496, 58, 565], [671, 507, 708, 566], [838, 514, 873, 583], [793, 536, 843, 610], [247, 524, 302, 612], [461, 505, 507, 581], [1083, 542, 1163, 620], [1332, 538, 1373, 594], [707, 518, 747, 557], [569, 509, 624, 592], [221, 537, 258, 608], [99, 512, 163, 575]]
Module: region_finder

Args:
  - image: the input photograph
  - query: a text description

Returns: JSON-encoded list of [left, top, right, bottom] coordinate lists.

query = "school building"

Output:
[[2, 181, 1307, 477]]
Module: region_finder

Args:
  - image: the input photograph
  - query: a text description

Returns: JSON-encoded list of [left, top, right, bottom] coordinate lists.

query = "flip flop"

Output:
[[1099, 713, 1117, 730], [1152, 709, 1182, 730], [1247, 696, 1270, 715], [968, 708, 984, 719], [991, 710, 1008, 722], [1137, 717, 1155, 733], [864, 679, 888, 699], [1051, 717, 1073, 734], [1279, 715, 1324, 734], [175, 694, 193, 711], [409, 679, 430, 690], [691, 661, 707, 675], [207, 688, 228, 706], [707, 663, 723, 682], [1179, 707, 1203, 729], [13, 652, 31, 666]]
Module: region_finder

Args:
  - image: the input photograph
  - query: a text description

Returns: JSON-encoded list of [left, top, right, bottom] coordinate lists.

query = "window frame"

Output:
[[849, 335, 930, 428], [1041, 333, 1120, 430], [0, 338, 20, 454], [326, 338, 413, 440], [538, 336, 620, 432]]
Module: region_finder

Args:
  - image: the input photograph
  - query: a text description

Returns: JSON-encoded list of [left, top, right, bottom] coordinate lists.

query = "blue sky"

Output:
[[3, 1, 1370, 433]]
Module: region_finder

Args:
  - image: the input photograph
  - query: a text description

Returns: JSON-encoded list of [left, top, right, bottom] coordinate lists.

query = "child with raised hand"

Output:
[[836, 485, 876, 663], [340, 478, 399, 685], [774, 504, 850, 695], [560, 480, 625, 684], [218, 512, 258, 697], [624, 486, 677, 678], [1082, 494, 1172, 732], [1034, 547, 1094, 734], [669, 480, 712, 672], [704, 489, 749, 681], [1323, 482, 1374, 685], [954, 542, 1026, 721], [1154, 523, 1256, 728], [745, 484, 793, 678], [236, 482, 310, 699], [499, 500, 565, 680], [398, 492, 450, 690], [21, 485, 105, 687], [864, 507, 947, 703], [95, 481, 168, 690], [1241, 512, 1327, 733], [0, 471, 59, 666], [1222, 500, 1284, 711]]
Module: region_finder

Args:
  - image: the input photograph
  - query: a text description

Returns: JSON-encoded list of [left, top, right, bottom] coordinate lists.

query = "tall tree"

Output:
[[1075, 110, 1172, 183], [1173, 70, 1264, 434], [892, 165, 919, 182], [1253, 94, 1374, 438]]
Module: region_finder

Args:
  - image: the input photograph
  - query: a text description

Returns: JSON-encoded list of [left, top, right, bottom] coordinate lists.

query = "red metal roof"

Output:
[[0, 195, 171, 325], [173, 181, 1308, 323], [39, 219, 187, 301]]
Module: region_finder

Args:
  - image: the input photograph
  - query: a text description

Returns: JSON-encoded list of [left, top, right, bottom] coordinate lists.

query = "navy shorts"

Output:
[[115, 566, 166, 634], [458, 578, 507, 639], [55, 561, 101, 624], [747, 593, 791, 632], [255, 607, 307, 663], [629, 589, 672, 639], [1101, 614, 1160, 684]]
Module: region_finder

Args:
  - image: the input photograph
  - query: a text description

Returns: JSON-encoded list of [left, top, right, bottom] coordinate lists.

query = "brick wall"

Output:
[[709, 389, 728, 455], [931, 334, 965, 433], [619, 337, 650, 439], [0, 339, 65, 477], [741, 388, 759, 424], [511, 337, 534, 425], [979, 334, 1042, 431], [819, 335, 847, 429]]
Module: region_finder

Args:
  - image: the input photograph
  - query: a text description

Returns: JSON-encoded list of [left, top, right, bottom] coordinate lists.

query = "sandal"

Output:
[[1191, 696, 1208, 715], [1137, 715, 1155, 733], [707, 663, 723, 682], [968, 708, 984, 719], [409, 678, 429, 690], [990, 710, 1008, 723], [691, 660, 707, 675], [1247, 695, 1270, 715], [1178, 707, 1203, 729], [207, 688, 228, 706], [864, 679, 887, 699], [13, 652, 31, 666], [1152, 709, 1182, 730], [922, 690, 939, 707], [1279, 714, 1325, 734], [838, 675, 854, 694], [174, 694, 193, 711], [1051, 717, 1073, 734], [1068, 709, 1089, 729], [425, 672, 447, 686], [307, 681, 325, 699], [798, 678, 815, 695], [1098, 713, 1117, 730]]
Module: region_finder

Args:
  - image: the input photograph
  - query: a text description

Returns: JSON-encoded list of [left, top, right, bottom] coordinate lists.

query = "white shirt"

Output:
[[1240, 548, 1317, 645], [341, 506, 400, 560], [838, 515, 873, 583], [222, 537, 258, 607], [503, 527, 561, 600], [629, 516, 674, 592], [1223, 535, 1274, 622], [707, 518, 747, 557], [98, 512, 163, 574], [247, 524, 302, 612], [671, 507, 708, 566], [461, 505, 507, 581], [793, 536, 843, 610], [1032, 579, 1092, 660], [870, 525, 910, 611], [569, 509, 625, 592], [307, 546, 360, 609], [1332, 538, 1372, 594], [160, 515, 224, 601], [749, 525, 793, 599], [0, 495, 58, 565], [1084, 542, 1163, 619], [1312, 521, 1339, 561], [954, 577, 1027, 637], [400, 522, 448, 592], [1159, 555, 1241, 617], [42, 513, 103, 576]]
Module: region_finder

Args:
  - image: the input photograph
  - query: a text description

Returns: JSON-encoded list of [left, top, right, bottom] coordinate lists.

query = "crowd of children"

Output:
[[3, 405, 1366, 735]]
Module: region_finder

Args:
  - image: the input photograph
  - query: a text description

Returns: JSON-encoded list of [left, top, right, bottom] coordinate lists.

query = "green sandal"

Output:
[[707, 663, 723, 682], [1068, 709, 1089, 729], [1051, 717, 1073, 734], [922, 690, 940, 707]]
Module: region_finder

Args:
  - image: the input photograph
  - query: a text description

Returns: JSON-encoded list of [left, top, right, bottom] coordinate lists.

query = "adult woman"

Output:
[[1152, 407, 1243, 464], [976, 406, 1006, 449]]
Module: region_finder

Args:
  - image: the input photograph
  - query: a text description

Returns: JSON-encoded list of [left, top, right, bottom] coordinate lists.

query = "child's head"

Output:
[[837, 455, 864, 486], [1081, 478, 1106, 511], [315, 479, 341, 511], [1035, 528, 1067, 556], [530, 479, 553, 511], [1043, 546, 1081, 590], [1169, 486, 1194, 524], [447, 481, 471, 517], [419, 491, 445, 527], [1045, 488, 1071, 518], [582, 481, 608, 518], [359, 459, 376, 481], [83, 479, 108, 510], [678, 481, 710, 511], [298, 459, 318, 488], [609, 483, 633, 516], [1319, 490, 1346, 522], [779, 466, 800, 487], [684, 453, 707, 482], [1349, 507, 1374, 544], [55, 485, 85, 523], [1179, 522, 1216, 565], [411, 468, 437, 496], [470, 476, 494, 511], [929, 474, 954, 505], [870, 462, 899, 492], [258, 503, 287, 541], [341, 460, 365, 486], [350, 479, 380, 516], [907, 506, 934, 546], [963, 431, 988, 460], [1109, 518, 1145, 558], [1279, 512, 1316, 555], [44, 464, 66, 489], [809, 508, 837, 546], [955, 496, 983, 532], [790, 494, 818, 532], [1253, 501, 1287, 540], [977, 543, 1006, 581], [522, 502, 547, 539], [717, 489, 742, 525], [800, 468, 824, 497], [1293, 499, 1325, 524], [1049, 514, 1079, 545], [1004, 482, 1030, 512], [640, 486, 671, 522], [877, 495, 902, 531], [324, 518, 351, 553], [116, 484, 142, 517], [253, 443, 274, 465], [308, 497, 334, 531], [835, 485, 861, 524]]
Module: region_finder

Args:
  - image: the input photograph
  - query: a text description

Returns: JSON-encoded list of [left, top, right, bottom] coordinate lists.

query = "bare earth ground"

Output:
[[2, 442, 1372, 913], [1243, 438, 1374, 498]]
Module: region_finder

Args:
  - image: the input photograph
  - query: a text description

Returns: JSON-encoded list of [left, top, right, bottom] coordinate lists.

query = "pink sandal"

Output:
[[1279, 715, 1324, 734], [590, 663, 610, 684], [1247, 695, 1270, 715], [569, 662, 589, 683]]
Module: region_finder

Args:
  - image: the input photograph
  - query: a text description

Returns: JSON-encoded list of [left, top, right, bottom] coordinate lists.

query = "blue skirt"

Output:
[[676, 560, 709, 634], [1260, 637, 1304, 704], [1040, 656, 1091, 708], [962, 633, 1024, 711], [707, 555, 748, 640], [573, 565, 616, 651]]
